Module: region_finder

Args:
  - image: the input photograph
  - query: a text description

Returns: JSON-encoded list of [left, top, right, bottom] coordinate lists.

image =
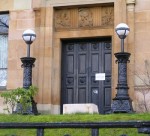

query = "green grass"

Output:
[[0, 113, 149, 136]]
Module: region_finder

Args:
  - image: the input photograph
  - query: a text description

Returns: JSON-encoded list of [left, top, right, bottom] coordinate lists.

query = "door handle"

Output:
[[93, 89, 98, 94]]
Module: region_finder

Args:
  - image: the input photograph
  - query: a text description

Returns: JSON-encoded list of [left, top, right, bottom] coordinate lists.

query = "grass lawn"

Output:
[[0, 113, 149, 136]]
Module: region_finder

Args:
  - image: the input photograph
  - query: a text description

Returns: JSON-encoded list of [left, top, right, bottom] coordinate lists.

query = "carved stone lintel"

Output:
[[54, 5, 114, 30]]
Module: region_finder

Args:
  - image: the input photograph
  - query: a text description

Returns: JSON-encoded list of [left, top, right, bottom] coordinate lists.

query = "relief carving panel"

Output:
[[102, 6, 114, 26], [54, 5, 114, 30], [55, 9, 71, 28], [78, 8, 93, 27]]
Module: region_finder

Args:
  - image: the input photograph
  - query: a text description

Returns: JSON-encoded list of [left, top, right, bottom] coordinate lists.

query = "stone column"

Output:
[[126, 0, 136, 6], [126, 0, 136, 103], [113, 0, 127, 99]]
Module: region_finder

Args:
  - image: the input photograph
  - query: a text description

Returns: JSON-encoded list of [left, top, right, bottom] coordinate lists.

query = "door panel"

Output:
[[61, 38, 112, 114]]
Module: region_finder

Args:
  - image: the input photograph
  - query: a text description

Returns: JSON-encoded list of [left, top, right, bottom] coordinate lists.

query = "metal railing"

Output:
[[0, 121, 150, 136]]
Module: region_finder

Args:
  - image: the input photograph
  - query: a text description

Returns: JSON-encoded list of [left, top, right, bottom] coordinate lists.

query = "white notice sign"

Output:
[[95, 73, 105, 81]]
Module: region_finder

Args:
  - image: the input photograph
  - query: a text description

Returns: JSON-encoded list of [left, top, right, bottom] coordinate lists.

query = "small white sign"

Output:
[[95, 73, 105, 81]]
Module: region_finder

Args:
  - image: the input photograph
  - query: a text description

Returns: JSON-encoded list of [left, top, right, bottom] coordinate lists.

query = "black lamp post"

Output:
[[111, 23, 133, 113], [21, 29, 38, 114]]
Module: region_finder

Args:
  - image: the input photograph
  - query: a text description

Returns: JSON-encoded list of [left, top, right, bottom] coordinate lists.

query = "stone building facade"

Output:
[[0, 0, 150, 114]]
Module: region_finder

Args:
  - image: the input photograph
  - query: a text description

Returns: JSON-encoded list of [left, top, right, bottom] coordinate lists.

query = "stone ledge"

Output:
[[126, 0, 136, 4], [63, 103, 99, 114]]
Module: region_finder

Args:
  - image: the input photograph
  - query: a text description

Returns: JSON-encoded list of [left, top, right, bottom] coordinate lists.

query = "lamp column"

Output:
[[21, 29, 38, 115], [21, 57, 35, 89], [111, 23, 133, 113]]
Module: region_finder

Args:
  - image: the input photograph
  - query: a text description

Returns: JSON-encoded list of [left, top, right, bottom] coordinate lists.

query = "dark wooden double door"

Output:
[[61, 38, 112, 114]]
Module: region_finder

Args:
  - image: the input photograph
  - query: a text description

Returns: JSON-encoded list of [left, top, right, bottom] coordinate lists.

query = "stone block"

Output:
[[14, 0, 32, 10], [0, 0, 13, 11], [63, 103, 99, 114]]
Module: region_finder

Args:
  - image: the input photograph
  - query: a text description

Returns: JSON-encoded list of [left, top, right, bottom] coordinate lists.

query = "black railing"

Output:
[[0, 121, 150, 136]]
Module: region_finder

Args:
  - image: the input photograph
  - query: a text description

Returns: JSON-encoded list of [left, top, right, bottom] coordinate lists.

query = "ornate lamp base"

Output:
[[111, 52, 133, 113], [111, 99, 133, 113], [15, 57, 38, 115]]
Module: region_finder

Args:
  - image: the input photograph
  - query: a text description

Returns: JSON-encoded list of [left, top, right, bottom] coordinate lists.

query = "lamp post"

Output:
[[111, 23, 133, 113], [21, 29, 38, 114]]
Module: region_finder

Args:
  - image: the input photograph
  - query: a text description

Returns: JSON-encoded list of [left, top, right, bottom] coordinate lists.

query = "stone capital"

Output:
[[126, 0, 136, 4]]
